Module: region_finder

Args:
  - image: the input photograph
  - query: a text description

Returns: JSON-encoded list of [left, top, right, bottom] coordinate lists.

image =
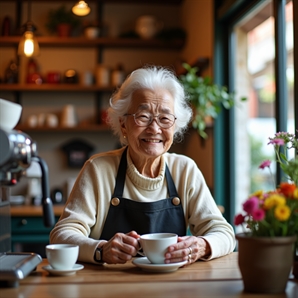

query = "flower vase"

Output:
[[236, 233, 296, 294]]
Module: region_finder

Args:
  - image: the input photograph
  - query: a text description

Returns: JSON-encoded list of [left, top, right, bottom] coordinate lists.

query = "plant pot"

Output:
[[57, 24, 72, 37], [236, 233, 296, 294]]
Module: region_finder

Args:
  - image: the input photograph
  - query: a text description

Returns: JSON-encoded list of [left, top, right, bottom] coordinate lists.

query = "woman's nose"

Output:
[[146, 118, 162, 131]]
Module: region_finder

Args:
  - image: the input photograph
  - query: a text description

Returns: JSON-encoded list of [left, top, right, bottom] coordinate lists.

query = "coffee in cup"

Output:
[[46, 244, 79, 270], [139, 233, 178, 264]]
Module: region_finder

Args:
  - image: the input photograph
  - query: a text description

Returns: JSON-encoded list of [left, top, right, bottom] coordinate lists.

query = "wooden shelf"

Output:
[[16, 124, 111, 132], [0, 36, 185, 49], [0, 83, 115, 92]]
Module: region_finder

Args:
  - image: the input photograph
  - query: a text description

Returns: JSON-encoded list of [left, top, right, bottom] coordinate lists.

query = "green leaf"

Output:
[[180, 63, 247, 138], [280, 153, 288, 163]]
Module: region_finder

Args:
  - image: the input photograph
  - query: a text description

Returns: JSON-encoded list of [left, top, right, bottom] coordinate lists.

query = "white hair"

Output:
[[107, 65, 192, 145]]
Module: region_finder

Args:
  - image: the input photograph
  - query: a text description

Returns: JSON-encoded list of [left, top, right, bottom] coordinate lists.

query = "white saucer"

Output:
[[132, 257, 187, 273], [42, 264, 84, 276]]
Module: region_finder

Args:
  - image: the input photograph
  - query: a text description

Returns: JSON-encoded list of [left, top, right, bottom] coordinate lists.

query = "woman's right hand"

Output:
[[101, 231, 141, 264]]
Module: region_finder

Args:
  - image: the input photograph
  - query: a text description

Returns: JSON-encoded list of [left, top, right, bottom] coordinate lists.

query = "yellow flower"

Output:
[[293, 188, 298, 199], [263, 194, 286, 210], [250, 190, 264, 199], [274, 205, 291, 221]]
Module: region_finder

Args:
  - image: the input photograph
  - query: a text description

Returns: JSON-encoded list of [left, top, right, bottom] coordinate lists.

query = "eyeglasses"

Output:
[[124, 111, 177, 128]]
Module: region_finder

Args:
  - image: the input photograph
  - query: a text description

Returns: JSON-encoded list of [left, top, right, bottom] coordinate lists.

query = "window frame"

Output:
[[213, 0, 298, 224]]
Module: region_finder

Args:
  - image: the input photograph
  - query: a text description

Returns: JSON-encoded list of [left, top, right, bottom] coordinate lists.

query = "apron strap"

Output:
[[112, 146, 128, 198], [165, 165, 179, 198]]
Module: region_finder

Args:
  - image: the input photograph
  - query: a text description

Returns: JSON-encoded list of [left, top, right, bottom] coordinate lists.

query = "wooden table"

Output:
[[1, 253, 297, 298]]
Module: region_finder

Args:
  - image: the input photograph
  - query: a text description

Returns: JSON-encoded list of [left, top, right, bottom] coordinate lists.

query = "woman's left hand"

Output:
[[164, 236, 211, 265]]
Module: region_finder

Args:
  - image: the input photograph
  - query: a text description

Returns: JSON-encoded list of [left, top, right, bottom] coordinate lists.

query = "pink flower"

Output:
[[259, 160, 271, 169], [243, 197, 259, 215], [252, 208, 265, 221], [268, 138, 285, 146], [234, 214, 245, 226]]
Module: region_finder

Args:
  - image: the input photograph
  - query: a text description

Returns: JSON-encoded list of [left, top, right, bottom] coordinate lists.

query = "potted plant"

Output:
[[179, 63, 246, 139], [234, 132, 298, 293], [45, 5, 81, 37]]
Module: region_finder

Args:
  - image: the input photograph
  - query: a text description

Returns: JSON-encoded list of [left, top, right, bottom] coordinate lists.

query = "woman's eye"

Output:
[[160, 115, 170, 122], [137, 114, 150, 120]]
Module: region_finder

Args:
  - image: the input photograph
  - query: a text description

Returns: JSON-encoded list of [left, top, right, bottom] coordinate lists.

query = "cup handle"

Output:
[[138, 251, 146, 257], [137, 239, 146, 257]]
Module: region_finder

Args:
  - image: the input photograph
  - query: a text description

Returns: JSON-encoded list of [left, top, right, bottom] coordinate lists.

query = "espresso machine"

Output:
[[0, 99, 55, 287]]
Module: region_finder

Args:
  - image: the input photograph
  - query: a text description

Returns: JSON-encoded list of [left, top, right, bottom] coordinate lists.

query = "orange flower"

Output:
[[278, 183, 296, 198]]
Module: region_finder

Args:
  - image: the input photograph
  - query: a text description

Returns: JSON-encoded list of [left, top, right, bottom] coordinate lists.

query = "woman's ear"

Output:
[[119, 117, 127, 135]]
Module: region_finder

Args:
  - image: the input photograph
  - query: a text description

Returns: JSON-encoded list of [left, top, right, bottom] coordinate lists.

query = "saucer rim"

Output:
[[132, 257, 187, 272], [42, 263, 84, 275]]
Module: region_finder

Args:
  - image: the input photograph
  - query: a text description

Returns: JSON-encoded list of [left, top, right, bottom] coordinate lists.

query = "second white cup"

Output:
[[139, 233, 178, 264], [46, 244, 79, 270]]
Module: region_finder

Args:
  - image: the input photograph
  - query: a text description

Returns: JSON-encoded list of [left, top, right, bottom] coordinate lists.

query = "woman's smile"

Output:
[[142, 138, 162, 143]]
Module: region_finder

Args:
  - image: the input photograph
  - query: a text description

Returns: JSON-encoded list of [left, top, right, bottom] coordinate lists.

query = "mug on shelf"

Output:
[[96, 64, 110, 87], [61, 105, 78, 127], [135, 15, 163, 39]]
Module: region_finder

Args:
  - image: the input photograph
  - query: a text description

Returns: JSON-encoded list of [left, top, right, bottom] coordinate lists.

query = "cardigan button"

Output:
[[172, 197, 180, 206], [111, 197, 120, 206]]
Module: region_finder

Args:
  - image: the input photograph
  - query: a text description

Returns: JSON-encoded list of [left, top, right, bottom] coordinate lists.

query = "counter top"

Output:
[[10, 205, 64, 217], [1, 253, 297, 298]]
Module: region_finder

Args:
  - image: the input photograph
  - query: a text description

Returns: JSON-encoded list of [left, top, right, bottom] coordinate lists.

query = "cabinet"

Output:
[[0, 0, 184, 192], [10, 205, 64, 257]]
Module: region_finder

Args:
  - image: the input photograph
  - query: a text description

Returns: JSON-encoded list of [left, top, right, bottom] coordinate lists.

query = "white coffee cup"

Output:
[[46, 244, 79, 270], [139, 233, 178, 264]]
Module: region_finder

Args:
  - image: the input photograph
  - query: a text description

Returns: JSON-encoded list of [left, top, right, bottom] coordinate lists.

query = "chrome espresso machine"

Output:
[[0, 99, 55, 287]]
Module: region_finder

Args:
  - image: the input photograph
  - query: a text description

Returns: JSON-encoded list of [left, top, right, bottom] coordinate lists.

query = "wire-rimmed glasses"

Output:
[[124, 111, 177, 128]]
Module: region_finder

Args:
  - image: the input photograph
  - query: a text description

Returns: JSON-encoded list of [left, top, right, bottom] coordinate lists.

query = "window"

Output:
[[214, 0, 297, 224]]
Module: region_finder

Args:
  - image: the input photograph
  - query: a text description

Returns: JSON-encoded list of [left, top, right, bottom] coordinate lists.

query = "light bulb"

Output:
[[18, 30, 39, 57], [24, 32, 34, 56], [72, 1, 91, 16]]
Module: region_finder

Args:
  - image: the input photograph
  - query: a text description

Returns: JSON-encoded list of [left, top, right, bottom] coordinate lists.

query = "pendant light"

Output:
[[72, 1, 91, 16], [18, 0, 39, 57]]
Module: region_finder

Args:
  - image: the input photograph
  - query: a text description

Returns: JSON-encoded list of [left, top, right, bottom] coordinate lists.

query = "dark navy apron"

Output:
[[100, 147, 186, 240]]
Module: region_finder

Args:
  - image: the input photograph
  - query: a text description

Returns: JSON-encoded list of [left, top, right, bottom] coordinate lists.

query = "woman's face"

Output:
[[121, 88, 176, 162]]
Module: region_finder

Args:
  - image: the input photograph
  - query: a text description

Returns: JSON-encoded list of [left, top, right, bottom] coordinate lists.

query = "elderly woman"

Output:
[[50, 65, 235, 265]]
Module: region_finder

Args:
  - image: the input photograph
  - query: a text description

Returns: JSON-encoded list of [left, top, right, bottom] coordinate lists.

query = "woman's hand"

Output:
[[164, 236, 211, 265], [101, 231, 141, 264]]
